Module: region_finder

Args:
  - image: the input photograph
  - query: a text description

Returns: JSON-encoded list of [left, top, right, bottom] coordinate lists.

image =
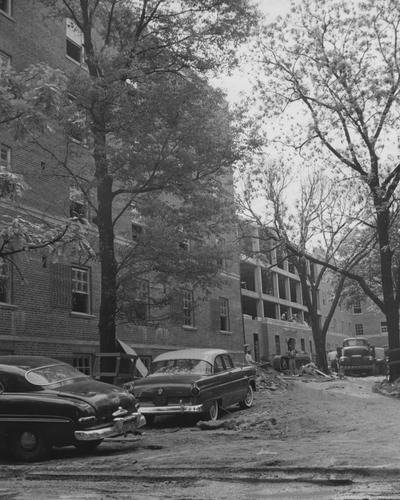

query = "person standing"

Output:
[[244, 344, 256, 365], [287, 338, 297, 375]]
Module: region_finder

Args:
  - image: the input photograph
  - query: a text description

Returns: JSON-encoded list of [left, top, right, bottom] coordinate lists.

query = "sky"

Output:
[[215, 0, 293, 103]]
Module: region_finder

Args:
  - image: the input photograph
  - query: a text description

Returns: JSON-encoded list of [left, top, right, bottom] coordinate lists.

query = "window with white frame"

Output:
[[0, 144, 11, 171], [219, 297, 230, 331], [0, 260, 11, 304], [0, 0, 13, 17], [69, 185, 87, 220], [130, 279, 149, 323], [66, 18, 84, 64], [381, 322, 388, 333], [71, 266, 90, 314], [355, 323, 364, 336], [183, 290, 194, 326], [131, 222, 143, 241], [0, 51, 11, 71], [73, 354, 92, 375], [353, 300, 362, 314]]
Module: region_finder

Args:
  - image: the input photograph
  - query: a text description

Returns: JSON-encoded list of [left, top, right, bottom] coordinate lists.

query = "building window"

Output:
[[275, 335, 281, 355], [353, 300, 362, 314], [381, 322, 388, 334], [131, 279, 149, 323], [0, 260, 11, 303], [219, 297, 230, 331], [132, 222, 143, 241], [0, 144, 11, 171], [216, 237, 227, 270], [355, 323, 364, 336], [0, 0, 13, 17], [300, 338, 305, 352], [72, 266, 90, 314], [69, 186, 87, 221], [183, 290, 194, 326], [0, 51, 11, 71], [66, 18, 84, 64], [309, 340, 313, 354], [73, 355, 92, 375]]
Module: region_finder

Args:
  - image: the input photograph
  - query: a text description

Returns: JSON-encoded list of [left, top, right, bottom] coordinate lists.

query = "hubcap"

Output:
[[246, 389, 253, 405], [20, 431, 38, 451]]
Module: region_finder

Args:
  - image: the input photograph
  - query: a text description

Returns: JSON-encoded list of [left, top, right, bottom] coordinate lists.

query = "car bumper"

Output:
[[343, 365, 374, 371], [74, 412, 146, 441], [141, 403, 204, 415]]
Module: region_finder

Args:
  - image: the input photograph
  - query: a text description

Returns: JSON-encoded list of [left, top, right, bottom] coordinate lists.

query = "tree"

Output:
[[0, 65, 90, 264], [239, 160, 373, 372], [3, 1, 257, 354], [255, 0, 400, 380]]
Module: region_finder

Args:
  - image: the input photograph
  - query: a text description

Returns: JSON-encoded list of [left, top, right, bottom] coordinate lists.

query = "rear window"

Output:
[[149, 359, 212, 376], [26, 363, 87, 386]]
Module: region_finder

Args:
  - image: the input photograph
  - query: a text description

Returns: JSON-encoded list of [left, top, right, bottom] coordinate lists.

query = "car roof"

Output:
[[153, 348, 229, 364], [0, 356, 62, 370]]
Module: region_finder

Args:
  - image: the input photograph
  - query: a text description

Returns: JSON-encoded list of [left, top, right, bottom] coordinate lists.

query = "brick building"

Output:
[[239, 226, 316, 362], [0, 1, 245, 371]]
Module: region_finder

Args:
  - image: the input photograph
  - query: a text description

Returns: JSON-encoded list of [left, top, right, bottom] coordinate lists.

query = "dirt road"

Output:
[[2, 374, 400, 499]]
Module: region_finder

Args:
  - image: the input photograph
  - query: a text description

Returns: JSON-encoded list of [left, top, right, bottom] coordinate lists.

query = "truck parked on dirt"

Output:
[[338, 337, 375, 376]]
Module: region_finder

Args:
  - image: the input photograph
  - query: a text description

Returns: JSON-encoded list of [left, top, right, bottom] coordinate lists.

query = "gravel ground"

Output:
[[2, 372, 400, 499]]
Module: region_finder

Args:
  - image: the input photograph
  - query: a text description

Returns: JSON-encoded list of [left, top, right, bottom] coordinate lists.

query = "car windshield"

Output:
[[344, 339, 368, 347], [149, 359, 212, 376], [25, 363, 87, 386]]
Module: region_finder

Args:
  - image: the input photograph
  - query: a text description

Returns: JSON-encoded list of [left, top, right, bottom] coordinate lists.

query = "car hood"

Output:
[[47, 379, 136, 416]]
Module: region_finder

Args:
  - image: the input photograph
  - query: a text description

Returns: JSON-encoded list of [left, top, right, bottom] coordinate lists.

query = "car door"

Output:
[[199, 355, 232, 407], [222, 354, 249, 403]]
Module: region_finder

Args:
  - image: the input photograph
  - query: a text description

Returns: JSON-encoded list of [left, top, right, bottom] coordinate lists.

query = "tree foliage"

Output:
[[255, 0, 400, 379], [239, 159, 372, 371], [2, 1, 258, 354]]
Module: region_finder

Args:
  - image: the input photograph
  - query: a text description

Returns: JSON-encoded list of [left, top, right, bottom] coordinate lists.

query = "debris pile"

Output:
[[373, 378, 400, 398], [196, 415, 279, 434], [298, 362, 334, 381], [255, 366, 288, 391]]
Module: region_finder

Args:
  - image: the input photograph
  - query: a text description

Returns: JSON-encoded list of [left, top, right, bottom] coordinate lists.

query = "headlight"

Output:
[[191, 382, 200, 396], [123, 381, 135, 393]]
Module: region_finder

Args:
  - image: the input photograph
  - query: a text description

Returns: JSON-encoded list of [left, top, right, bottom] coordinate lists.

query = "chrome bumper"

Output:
[[74, 412, 146, 441], [141, 403, 204, 415]]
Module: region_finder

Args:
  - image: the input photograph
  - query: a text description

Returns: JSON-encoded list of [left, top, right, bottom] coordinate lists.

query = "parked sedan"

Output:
[[129, 348, 256, 424], [0, 356, 146, 462]]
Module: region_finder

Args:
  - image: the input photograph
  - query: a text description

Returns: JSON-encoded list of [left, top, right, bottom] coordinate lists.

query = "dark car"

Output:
[[0, 356, 146, 462], [338, 338, 375, 376], [128, 348, 256, 424]]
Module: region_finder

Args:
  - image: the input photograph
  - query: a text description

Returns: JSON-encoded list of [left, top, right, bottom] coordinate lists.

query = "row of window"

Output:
[[274, 335, 313, 356], [0, 262, 231, 331]]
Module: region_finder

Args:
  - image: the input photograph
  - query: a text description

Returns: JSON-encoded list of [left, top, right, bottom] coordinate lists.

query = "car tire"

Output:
[[9, 428, 50, 462], [205, 400, 219, 421], [74, 439, 103, 452], [144, 415, 155, 425], [239, 385, 254, 409]]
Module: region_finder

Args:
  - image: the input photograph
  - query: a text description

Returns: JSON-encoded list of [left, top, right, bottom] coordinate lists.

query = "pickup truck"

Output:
[[338, 337, 375, 376]]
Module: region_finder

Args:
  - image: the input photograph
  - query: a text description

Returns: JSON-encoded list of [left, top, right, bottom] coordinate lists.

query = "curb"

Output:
[[2, 465, 400, 483]]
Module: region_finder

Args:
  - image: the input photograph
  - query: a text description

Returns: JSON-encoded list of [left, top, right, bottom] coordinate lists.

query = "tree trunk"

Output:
[[375, 206, 400, 381], [313, 324, 328, 373], [93, 128, 118, 356]]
